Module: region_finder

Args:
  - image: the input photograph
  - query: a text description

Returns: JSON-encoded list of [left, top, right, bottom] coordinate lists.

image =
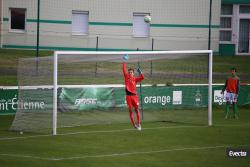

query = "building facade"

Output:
[[1, 0, 221, 53], [220, 0, 250, 55], [0, 0, 2, 47]]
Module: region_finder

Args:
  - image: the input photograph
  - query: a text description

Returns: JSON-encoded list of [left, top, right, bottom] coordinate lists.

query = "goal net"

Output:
[[10, 50, 213, 134]]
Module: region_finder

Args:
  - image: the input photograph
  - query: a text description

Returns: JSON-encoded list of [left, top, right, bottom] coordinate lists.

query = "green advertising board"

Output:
[[213, 85, 250, 106], [59, 87, 114, 110], [1, 85, 250, 115], [0, 89, 18, 115], [112, 86, 208, 109], [58, 85, 250, 112]]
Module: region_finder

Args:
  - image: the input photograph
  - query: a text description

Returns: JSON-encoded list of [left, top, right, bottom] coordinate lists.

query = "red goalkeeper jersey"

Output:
[[223, 76, 240, 94], [123, 62, 144, 95]]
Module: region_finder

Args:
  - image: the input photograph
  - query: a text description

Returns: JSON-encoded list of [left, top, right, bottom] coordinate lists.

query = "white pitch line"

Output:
[[0, 153, 53, 160], [55, 125, 206, 136], [0, 125, 202, 141], [54, 144, 250, 161], [0, 123, 249, 141], [0, 144, 250, 161]]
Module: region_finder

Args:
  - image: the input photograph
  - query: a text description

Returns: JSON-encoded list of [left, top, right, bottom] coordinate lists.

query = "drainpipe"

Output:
[[208, 0, 212, 50]]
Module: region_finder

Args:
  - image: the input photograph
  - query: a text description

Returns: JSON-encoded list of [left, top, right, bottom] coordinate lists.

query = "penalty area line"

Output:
[[0, 125, 208, 141], [0, 144, 250, 161], [0, 123, 249, 141]]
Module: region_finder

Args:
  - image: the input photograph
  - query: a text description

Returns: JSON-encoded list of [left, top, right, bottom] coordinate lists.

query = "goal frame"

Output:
[[53, 50, 213, 135]]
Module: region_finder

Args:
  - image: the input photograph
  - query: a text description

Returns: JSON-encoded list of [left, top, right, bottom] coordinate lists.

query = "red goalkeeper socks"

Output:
[[135, 108, 141, 125], [129, 110, 136, 128]]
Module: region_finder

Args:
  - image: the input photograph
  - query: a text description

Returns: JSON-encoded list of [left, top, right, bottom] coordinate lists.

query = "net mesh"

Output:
[[10, 57, 54, 133], [10, 51, 210, 134]]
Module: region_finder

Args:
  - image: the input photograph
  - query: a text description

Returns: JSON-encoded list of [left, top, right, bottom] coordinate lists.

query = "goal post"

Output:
[[52, 50, 213, 135], [10, 50, 213, 135], [208, 50, 213, 127], [53, 53, 58, 135]]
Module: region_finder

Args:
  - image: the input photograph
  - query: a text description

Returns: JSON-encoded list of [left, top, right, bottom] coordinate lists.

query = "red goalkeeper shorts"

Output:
[[126, 95, 139, 109]]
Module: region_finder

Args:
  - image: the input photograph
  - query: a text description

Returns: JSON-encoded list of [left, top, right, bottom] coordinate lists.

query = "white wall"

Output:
[[2, 0, 221, 51]]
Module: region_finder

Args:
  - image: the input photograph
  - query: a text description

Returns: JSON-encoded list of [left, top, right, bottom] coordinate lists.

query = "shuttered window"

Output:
[[72, 11, 89, 35], [133, 13, 150, 37]]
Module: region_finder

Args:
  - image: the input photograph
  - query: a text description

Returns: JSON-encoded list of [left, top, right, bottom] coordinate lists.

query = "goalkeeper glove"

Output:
[[137, 68, 142, 75], [123, 54, 129, 61]]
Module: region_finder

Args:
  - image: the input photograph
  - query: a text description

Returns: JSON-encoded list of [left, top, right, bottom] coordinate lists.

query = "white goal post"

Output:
[[52, 50, 213, 135]]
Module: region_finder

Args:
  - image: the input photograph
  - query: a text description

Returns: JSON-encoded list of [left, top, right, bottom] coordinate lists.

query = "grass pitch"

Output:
[[0, 107, 249, 167]]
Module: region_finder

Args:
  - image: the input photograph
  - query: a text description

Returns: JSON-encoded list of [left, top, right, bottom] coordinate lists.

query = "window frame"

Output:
[[220, 6, 233, 43], [219, 30, 232, 42], [132, 12, 150, 38], [71, 10, 89, 36], [220, 16, 232, 29], [239, 5, 250, 14], [221, 4, 233, 15], [9, 8, 26, 33]]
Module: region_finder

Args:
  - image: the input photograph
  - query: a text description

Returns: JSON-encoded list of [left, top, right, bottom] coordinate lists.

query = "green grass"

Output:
[[0, 49, 53, 85], [213, 56, 250, 75], [0, 76, 17, 85], [0, 49, 250, 85], [0, 107, 250, 167]]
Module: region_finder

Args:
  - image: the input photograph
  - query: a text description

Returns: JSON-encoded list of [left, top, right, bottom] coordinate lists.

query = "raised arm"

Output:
[[136, 73, 145, 82], [122, 62, 127, 76], [122, 54, 129, 76], [135, 68, 144, 82]]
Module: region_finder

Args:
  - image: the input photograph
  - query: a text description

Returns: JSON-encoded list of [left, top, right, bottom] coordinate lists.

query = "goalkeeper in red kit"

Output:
[[122, 54, 144, 131], [221, 67, 240, 119]]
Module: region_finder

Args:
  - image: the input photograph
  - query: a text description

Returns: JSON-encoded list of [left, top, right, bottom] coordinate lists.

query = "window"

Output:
[[133, 13, 150, 37], [238, 19, 250, 53], [220, 31, 232, 41], [220, 17, 231, 28], [240, 5, 250, 14], [220, 5, 233, 42], [10, 8, 26, 32], [221, 5, 233, 15], [72, 11, 89, 35]]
